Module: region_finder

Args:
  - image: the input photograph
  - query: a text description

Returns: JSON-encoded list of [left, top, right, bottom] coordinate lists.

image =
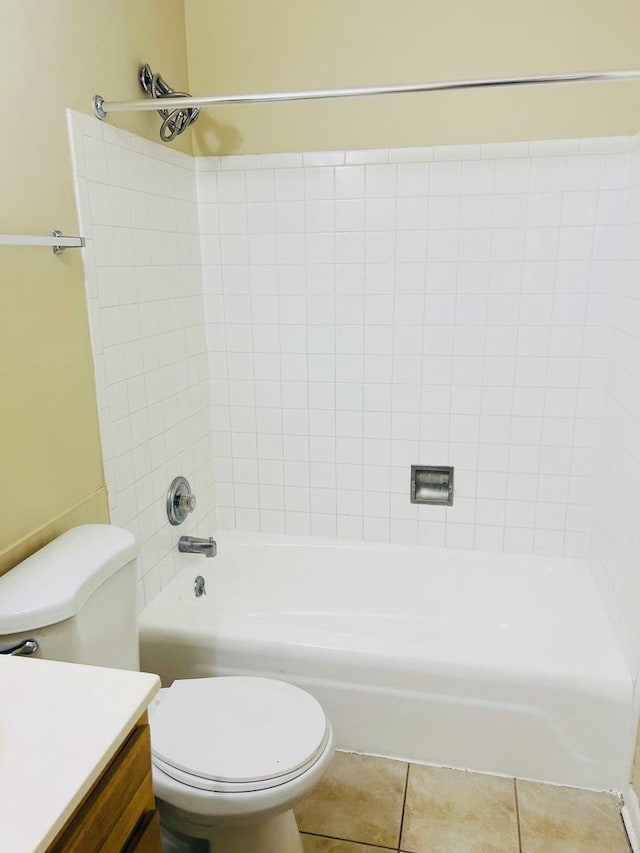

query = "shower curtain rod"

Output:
[[92, 69, 640, 119]]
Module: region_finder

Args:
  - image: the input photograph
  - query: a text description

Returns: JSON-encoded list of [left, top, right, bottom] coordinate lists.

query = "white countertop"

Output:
[[0, 656, 160, 852]]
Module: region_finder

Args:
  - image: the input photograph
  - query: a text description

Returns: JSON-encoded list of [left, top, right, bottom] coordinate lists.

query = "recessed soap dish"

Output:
[[411, 465, 454, 506]]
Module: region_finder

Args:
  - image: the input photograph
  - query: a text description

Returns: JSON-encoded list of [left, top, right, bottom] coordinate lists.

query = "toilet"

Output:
[[0, 524, 335, 853]]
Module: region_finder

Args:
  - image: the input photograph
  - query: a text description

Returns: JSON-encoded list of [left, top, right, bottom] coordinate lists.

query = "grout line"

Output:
[[514, 778, 523, 852], [397, 762, 411, 851], [301, 830, 396, 850]]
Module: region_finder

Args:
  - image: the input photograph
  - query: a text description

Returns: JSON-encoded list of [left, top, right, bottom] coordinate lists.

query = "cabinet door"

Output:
[[49, 720, 157, 853]]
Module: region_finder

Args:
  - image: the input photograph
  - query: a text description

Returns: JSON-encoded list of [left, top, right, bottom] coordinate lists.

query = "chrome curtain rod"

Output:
[[93, 70, 640, 119]]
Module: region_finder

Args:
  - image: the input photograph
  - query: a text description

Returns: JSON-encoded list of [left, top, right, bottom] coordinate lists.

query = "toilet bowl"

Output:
[[149, 675, 335, 853]]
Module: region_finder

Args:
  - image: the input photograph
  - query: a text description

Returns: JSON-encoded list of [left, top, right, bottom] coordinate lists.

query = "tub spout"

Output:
[[178, 536, 217, 558]]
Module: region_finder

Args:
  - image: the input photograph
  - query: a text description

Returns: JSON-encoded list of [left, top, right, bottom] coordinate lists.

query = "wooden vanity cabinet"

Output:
[[47, 713, 161, 853]]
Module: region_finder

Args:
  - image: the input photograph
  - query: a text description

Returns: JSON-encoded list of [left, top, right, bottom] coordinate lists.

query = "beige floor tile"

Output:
[[295, 751, 407, 848], [301, 834, 393, 852], [517, 780, 630, 853], [400, 764, 520, 853]]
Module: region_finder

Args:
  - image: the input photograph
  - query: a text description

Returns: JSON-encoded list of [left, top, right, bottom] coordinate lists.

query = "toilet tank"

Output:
[[0, 525, 139, 671]]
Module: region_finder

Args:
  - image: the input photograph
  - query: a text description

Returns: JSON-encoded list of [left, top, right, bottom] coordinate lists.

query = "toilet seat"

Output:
[[150, 676, 330, 793]]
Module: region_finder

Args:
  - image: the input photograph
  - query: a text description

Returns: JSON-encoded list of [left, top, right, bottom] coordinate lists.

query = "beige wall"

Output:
[[185, 0, 640, 155], [633, 730, 640, 792], [0, 1, 190, 569]]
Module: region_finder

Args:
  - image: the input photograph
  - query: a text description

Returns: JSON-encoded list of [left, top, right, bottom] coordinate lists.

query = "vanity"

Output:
[[0, 655, 160, 852]]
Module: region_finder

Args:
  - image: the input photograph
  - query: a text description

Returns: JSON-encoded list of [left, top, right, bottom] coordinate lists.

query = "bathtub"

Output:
[[139, 531, 634, 793]]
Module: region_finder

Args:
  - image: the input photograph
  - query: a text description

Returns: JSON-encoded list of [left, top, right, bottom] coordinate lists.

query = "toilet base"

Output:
[[161, 806, 304, 853]]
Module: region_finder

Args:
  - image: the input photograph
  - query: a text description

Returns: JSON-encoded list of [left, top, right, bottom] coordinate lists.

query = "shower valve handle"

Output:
[[177, 494, 196, 513], [167, 476, 197, 525]]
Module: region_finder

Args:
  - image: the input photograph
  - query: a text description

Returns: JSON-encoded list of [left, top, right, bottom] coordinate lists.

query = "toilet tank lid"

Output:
[[0, 525, 136, 634]]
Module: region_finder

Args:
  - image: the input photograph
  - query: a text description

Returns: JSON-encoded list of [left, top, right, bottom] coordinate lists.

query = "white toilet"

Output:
[[0, 524, 335, 853]]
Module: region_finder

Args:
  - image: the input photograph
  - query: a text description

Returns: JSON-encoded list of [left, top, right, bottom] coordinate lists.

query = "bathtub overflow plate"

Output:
[[167, 476, 196, 526]]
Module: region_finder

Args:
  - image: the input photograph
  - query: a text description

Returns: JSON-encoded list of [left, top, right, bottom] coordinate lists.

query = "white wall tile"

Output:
[[197, 136, 625, 565], [69, 113, 217, 608], [590, 134, 640, 678]]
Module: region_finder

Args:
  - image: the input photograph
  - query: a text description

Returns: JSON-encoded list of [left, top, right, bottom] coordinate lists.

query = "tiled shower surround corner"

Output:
[[67, 111, 640, 680], [68, 113, 217, 608]]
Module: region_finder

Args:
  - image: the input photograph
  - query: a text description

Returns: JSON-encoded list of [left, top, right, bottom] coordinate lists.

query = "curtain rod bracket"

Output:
[[92, 95, 106, 120]]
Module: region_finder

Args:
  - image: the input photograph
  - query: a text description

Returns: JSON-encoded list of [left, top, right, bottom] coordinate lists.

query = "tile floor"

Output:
[[295, 752, 631, 852]]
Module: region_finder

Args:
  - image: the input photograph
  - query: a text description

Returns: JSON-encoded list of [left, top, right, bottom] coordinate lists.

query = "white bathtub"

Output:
[[139, 531, 634, 792]]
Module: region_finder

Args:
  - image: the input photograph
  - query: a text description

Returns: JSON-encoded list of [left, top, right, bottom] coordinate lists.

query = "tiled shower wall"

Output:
[[68, 112, 217, 607], [590, 133, 640, 676], [198, 139, 628, 557]]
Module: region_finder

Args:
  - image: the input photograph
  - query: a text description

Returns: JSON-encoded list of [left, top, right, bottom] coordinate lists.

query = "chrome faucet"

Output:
[[178, 536, 217, 558]]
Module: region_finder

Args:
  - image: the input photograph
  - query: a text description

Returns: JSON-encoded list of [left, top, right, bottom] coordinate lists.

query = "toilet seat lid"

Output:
[[150, 676, 329, 788]]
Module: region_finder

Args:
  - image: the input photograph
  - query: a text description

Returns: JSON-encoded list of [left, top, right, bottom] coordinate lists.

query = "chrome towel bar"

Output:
[[0, 231, 85, 255]]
